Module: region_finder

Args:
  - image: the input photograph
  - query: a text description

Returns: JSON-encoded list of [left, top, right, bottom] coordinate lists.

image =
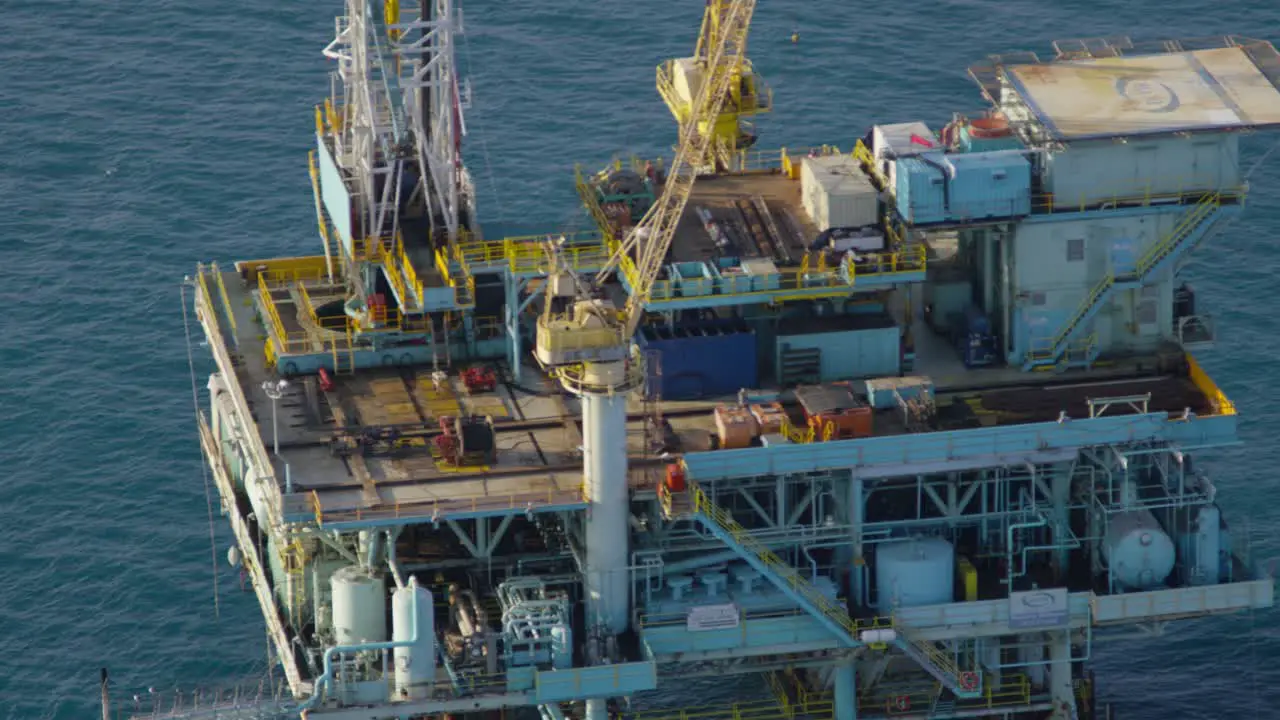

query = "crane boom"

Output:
[[597, 0, 757, 338]]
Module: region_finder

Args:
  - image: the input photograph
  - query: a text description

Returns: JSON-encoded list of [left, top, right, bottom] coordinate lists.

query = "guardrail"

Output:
[[308, 484, 587, 528], [1032, 181, 1246, 215]]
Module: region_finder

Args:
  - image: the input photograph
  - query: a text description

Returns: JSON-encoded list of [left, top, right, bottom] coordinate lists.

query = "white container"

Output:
[[800, 155, 879, 231], [331, 566, 387, 645], [873, 122, 938, 193], [392, 578, 436, 700], [829, 228, 885, 253]]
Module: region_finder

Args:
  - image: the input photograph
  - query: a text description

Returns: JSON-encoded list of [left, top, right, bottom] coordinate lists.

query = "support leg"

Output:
[[834, 661, 856, 720], [1048, 631, 1076, 719], [584, 698, 608, 720]]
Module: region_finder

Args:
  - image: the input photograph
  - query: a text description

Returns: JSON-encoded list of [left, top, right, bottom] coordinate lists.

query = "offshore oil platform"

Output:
[[148, 0, 1280, 718]]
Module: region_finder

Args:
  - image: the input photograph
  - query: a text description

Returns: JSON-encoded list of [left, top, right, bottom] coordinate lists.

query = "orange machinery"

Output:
[[794, 383, 873, 439]]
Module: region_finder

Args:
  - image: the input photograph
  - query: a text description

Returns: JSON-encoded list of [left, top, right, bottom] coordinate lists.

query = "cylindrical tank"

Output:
[[392, 577, 435, 700], [875, 537, 955, 613], [330, 566, 387, 645], [1103, 510, 1176, 590]]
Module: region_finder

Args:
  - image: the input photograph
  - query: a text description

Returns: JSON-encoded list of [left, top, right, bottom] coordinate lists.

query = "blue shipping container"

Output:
[[895, 151, 1032, 225], [638, 321, 758, 399]]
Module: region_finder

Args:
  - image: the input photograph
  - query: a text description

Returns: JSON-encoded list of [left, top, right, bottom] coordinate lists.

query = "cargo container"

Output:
[[800, 155, 879, 231], [872, 121, 938, 192], [794, 383, 874, 439], [776, 313, 900, 384], [713, 405, 759, 449], [749, 401, 786, 435], [639, 320, 758, 399], [865, 376, 936, 410]]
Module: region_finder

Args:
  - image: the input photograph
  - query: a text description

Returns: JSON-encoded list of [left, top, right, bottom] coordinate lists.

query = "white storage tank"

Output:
[[1103, 509, 1175, 590], [875, 537, 955, 613], [800, 155, 879, 231], [330, 565, 387, 645], [392, 577, 436, 700]]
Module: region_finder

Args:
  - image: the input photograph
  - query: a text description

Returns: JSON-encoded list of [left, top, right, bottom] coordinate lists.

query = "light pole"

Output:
[[261, 379, 289, 455], [262, 379, 292, 493]]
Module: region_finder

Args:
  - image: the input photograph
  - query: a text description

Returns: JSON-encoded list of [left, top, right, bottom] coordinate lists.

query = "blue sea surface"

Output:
[[5, 1, 1280, 718]]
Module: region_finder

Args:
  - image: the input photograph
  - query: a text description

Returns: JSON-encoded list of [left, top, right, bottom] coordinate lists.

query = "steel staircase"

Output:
[[662, 481, 986, 697], [892, 624, 983, 699], [1023, 192, 1226, 371], [661, 482, 860, 647]]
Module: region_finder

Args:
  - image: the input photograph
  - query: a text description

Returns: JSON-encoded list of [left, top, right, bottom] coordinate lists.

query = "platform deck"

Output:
[[209, 267, 1211, 526], [671, 171, 817, 264]]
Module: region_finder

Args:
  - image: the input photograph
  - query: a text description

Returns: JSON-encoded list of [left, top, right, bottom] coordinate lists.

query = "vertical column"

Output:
[[849, 472, 866, 608], [585, 698, 608, 720], [1048, 631, 1077, 719], [833, 661, 857, 720], [999, 230, 1014, 361], [505, 273, 522, 382], [1051, 463, 1072, 582], [582, 388, 631, 634], [462, 313, 476, 358]]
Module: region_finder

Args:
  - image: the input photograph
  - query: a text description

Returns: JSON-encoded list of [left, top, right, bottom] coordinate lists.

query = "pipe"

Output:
[[299, 575, 424, 711], [918, 153, 953, 212], [1006, 515, 1048, 583], [364, 530, 383, 571], [660, 550, 740, 575], [386, 530, 405, 590]]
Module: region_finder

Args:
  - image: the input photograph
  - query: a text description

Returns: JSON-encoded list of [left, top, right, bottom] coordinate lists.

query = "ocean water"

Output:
[[5, 1, 1280, 718]]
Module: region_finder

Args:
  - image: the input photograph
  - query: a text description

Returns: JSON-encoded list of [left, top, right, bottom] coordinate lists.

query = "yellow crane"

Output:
[[657, 0, 770, 173], [536, 0, 758, 366]]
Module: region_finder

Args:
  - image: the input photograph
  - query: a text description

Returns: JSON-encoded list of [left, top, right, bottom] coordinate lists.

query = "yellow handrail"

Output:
[[1034, 181, 1243, 215], [257, 272, 289, 347], [1133, 192, 1220, 274], [688, 480, 871, 638], [376, 236, 412, 309], [309, 483, 587, 526], [1031, 193, 1223, 363], [211, 266, 239, 339]]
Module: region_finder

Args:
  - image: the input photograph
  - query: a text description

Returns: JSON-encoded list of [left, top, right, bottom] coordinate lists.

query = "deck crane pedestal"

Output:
[[534, 4, 757, 720]]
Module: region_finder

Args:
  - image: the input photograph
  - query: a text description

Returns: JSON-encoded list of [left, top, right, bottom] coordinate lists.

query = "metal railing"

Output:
[[374, 234, 414, 309], [1032, 179, 1245, 215], [536, 312, 629, 357], [1026, 193, 1222, 366], [685, 481, 874, 641], [892, 617, 977, 694], [628, 698, 818, 720], [1027, 333, 1097, 369], [308, 484, 587, 528], [124, 678, 294, 720]]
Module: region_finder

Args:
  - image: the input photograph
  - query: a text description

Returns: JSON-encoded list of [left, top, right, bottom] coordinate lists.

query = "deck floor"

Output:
[[671, 172, 817, 264], [212, 268, 1211, 524]]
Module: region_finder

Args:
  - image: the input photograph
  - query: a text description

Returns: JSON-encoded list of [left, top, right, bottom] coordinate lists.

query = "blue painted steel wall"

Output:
[[776, 323, 900, 383], [316, 138, 354, 255], [638, 321, 758, 399], [896, 152, 1032, 224]]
